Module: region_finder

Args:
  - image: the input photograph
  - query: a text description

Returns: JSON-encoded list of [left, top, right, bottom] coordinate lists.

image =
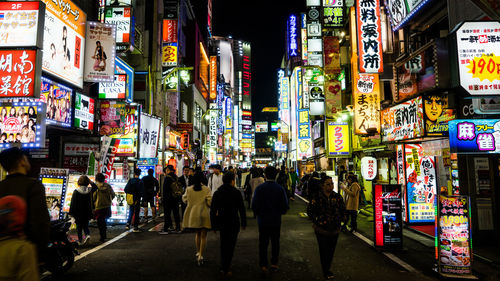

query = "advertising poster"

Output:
[[41, 0, 86, 89], [356, 0, 383, 73], [108, 179, 128, 222], [374, 184, 403, 249], [381, 96, 424, 142], [63, 143, 99, 174], [99, 100, 136, 136], [115, 57, 134, 103], [139, 113, 161, 158], [323, 6, 344, 28], [39, 168, 69, 221], [404, 144, 437, 223], [353, 73, 381, 135], [0, 49, 41, 98], [0, 1, 44, 47], [62, 175, 94, 213], [455, 21, 500, 96], [424, 95, 454, 136], [40, 77, 72, 127], [361, 157, 377, 180], [323, 36, 340, 74], [74, 93, 94, 130], [162, 42, 178, 67], [162, 19, 178, 43], [438, 195, 473, 277], [84, 22, 116, 82], [0, 101, 46, 149], [448, 119, 500, 154], [324, 80, 342, 119], [255, 122, 269, 133], [326, 121, 350, 157], [104, 7, 132, 44], [99, 74, 126, 99]]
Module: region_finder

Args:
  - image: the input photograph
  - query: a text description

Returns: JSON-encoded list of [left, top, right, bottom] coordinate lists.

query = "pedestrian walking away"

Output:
[[0, 147, 50, 261], [248, 168, 264, 205], [125, 168, 145, 232], [92, 173, 116, 242], [182, 171, 212, 265], [342, 174, 361, 232], [0, 195, 40, 281], [210, 171, 247, 277], [251, 166, 289, 274], [307, 176, 347, 280], [161, 165, 183, 233], [208, 164, 223, 195], [141, 168, 160, 222], [69, 175, 93, 245]]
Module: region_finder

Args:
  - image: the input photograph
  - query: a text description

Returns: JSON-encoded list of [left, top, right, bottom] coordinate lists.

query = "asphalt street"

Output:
[[48, 197, 443, 281]]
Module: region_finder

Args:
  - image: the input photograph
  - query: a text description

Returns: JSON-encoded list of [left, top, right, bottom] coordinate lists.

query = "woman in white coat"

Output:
[[183, 171, 212, 265]]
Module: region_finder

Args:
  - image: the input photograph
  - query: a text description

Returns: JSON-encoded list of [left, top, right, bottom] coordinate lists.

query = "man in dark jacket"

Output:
[[178, 165, 192, 217], [142, 168, 159, 222], [210, 172, 247, 277], [252, 166, 289, 274], [0, 147, 50, 259], [160, 165, 181, 233], [124, 168, 144, 232]]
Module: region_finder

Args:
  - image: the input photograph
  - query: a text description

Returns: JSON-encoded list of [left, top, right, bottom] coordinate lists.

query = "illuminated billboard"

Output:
[[84, 22, 116, 82], [0, 101, 46, 148], [0, 1, 44, 48], [40, 77, 72, 127]]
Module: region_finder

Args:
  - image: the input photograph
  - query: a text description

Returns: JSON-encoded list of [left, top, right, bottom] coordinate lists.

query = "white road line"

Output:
[[296, 193, 421, 274], [149, 222, 164, 232], [75, 231, 129, 261]]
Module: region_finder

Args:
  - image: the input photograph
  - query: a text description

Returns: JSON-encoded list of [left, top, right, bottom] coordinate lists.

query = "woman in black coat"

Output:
[[69, 176, 94, 245]]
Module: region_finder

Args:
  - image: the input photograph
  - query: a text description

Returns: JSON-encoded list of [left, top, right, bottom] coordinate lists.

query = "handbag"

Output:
[[126, 193, 134, 206]]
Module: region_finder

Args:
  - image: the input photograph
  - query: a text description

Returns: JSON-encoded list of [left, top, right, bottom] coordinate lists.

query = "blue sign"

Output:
[[115, 57, 134, 103], [138, 165, 155, 179], [288, 14, 298, 57], [449, 119, 500, 154]]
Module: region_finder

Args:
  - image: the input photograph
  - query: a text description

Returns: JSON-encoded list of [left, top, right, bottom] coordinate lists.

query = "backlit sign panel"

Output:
[[449, 119, 500, 154], [99, 74, 126, 99], [74, 93, 94, 130], [288, 14, 299, 58], [353, 73, 381, 134], [40, 77, 72, 127], [0, 1, 44, 47], [0, 49, 41, 98], [84, 22, 116, 82], [210, 56, 217, 100], [0, 101, 46, 148], [356, 0, 383, 73], [162, 42, 177, 67], [162, 19, 178, 43], [381, 96, 424, 142], [326, 121, 350, 156], [104, 7, 131, 43]]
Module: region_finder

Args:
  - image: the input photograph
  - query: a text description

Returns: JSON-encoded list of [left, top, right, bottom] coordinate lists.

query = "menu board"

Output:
[[437, 195, 473, 277], [374, 184, 403, 249]]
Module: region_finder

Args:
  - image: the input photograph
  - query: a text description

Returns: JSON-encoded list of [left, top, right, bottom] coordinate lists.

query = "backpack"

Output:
[[169, 176, 183, 198]]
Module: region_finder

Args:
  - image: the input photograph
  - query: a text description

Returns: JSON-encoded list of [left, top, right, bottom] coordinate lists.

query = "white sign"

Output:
[[106, 0, 132, 5], [209, 103, 217, 147], [361, 156, 377, 180], [0, 1, 42, 47], [99, 74, 126, 99], [456, 21, 500, 96], [41, 0, 86, 89], [84, 22, 116, 82], [104, 7, 131, 44], [139, 113, 161, 158], [323, 0, 343, 7], [64, 143, 99, 156], [307, 0, 321, 6]]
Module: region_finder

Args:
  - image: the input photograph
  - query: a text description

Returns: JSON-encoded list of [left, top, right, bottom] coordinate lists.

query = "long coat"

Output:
[[182, 185, 212, 229]]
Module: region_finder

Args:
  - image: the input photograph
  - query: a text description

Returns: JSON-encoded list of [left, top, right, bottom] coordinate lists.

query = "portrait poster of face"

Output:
[[424, 95, 454, 136]]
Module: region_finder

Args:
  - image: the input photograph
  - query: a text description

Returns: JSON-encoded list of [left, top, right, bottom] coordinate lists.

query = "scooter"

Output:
[[43, 219, 79, 275]]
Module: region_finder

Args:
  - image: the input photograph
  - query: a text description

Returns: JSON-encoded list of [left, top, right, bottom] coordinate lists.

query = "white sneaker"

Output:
[[83, 235, 90, 244]]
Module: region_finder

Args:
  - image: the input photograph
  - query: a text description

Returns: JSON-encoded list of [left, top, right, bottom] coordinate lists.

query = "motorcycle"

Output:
[[43, 219, 79, 275]]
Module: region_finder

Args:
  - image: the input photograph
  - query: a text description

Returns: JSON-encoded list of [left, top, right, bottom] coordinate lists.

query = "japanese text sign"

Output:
[[374, 184, 403, 249], [386, 0, 433, 31], [455, 21, 500, 96], [437, 195, 473, 276], [353, 73, 381, 135], [361, 156, 377, 180], [162, 42, 177, 67], [326, 121, 350, 156], [0, 49, 40, 98], [0, 1, 44, 47], [356, 0, 383, 73], [323, 36, 341, 75], [405, 144, 437, 223], [288, 14, 298, 58], [99, 100, 136, 136], [0, 101, 46, 149], [115, 57, 134, 103], [210, 56, 217, 100], [84, 22, 116, 83], [448, 119, 500, 154], [278, 72, 290, 126], [74, 93, 94, 130], [297, 109, 313, 160], [104, 7, 131, 43], [139, 113, 161, 158], [323, 6, 344, 28], [40, 0, 86, 89], [381, 96, 424, 142], [162, 19, 177, 43]]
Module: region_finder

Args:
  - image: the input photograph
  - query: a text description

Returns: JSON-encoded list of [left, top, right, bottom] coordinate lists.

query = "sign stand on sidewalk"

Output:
[[373, 184, 403, 250]]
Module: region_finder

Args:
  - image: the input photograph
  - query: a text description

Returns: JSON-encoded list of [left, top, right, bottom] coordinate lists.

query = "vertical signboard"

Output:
[[323, 36, 341, 75], [297, 67, 312, 160], [104, 7, 131, 43], [40, 168, 69, 221], [374, 184, 403, 249], [162, 19, 178, 43], [325, 80, 342, 118], [356, 0, 383, 73], [0, 1, 44, 48], [278, 71, 290, 126], [242, 42, 252, 110], [353, 73, 381, 134], [326, 121, 350, 156], [162, 42, 178, 67], [287, 14, 299, 58], [396, 144, 405, 184], [40, 0, 86, 89], [139, 113, 161, 158], [84, 22, 116, 82], [40, 77, 72, 127], [115, 57, 134, 103], [437, 195, 473, 277], [0, 49, 41, 98], [210, 56, 217, 100]]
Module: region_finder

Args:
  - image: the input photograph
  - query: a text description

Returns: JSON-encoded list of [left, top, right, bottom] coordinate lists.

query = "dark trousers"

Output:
[[97, 216, 107, 240], [258, 225, 281, 267], [346, 210, 358, 231], [220, 229, 239, 272], [76, 219, 90, 241], [180, 201, 187, 219], [315, 231, 339, 277], [163, 199, 180, 230], [127, 202, 140, 228]]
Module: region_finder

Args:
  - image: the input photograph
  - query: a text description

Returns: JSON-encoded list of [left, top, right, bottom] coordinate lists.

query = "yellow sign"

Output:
[[262, 107, 279, 112], [326, 121, 350, 157], [467, 54, 500, 82], [162, 43, 178, 66]]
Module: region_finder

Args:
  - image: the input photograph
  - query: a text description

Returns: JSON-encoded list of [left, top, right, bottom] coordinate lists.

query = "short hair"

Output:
[[183, 165, 190, 170], [95, 173, 105, 183], [166, 165, 175, 172], [264, 166, 278, 180], [214, 164, 222, 171], [77, 175, 90, 186], [134, 168, 141, 176], [0, 147, 26, 172], [320, 176, 333, 186], [222, 172, 235, 185], [147, 169, 154, 176], [163, 167, 168, 173], [348, 174, 358, 183]]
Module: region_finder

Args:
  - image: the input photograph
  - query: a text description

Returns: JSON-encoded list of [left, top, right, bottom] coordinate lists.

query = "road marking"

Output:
[[296, 192, 421, 274], [75, 231, 129, 261], [149, 222, 164, 232]]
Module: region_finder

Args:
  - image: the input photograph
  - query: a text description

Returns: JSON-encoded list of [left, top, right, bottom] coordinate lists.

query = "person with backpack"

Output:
[[124, 168, 145, 232], [69, 175, 93, 245], [160, 165, 182, 234], [307, 176, 346, 280], [92, 173, 115, 242], [142, 168, 159, 222]]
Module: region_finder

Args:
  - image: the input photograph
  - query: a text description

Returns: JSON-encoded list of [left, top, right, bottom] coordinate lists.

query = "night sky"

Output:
[[212, 0, 306, 122]]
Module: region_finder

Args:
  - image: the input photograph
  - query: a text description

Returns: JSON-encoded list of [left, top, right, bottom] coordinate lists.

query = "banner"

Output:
[[139, 113, 161, 158], [162, 42, 178, 66], [381, 96, 424, 142], [324, 80, 342, 119], [40, 77, 72, 127], [326, 121, 350, 157], [353, 73, 381, 135], [0, 1, 44, 47], [448, 119, 500, 154], [99, 100, 136, 135], [0, 49, 41, 98], [84, 21, 116, 82], [0, 101, 46, 149], [41, 0, 86, 89], [374, 184, 403, 249], [74, 93, 95, 130], [356, 0, 383, 73]]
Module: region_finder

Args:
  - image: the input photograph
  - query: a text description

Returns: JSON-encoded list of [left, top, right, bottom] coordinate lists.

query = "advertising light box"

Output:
[[40, 77, 72, 127], [105, 0, 132, 5], [115, 57, 134, 103], [104, 7, 132, 44], [39, 167, 69, 221], [74, 93, 94, 130], [255, 122, 268, 133], [0, 101, 46, 149], [381, 96, 424, 142], [326, 121, 350, 157], [0, 1, 45, 48], [84, 22, 116, 82], [449, 119, 500, 154], [374, 184, 403, 249], [99, 74, 126, 99], [162, 42, 178, 67], [0, 49, 42, 98], [41, 0, 86, 89], [386, 0, 435, 31], [356, 0, 383, 73], [353, 73, 381, 135], [139, 113, 161, 159], [99, 100, 136, 136]]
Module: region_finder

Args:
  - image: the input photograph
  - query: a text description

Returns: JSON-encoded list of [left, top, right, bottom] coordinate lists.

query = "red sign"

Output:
[[356, 0, 383, 73], [176, 123, 193, 132], [210, 56, 217, 100], [162, 19, 178, 43], [374, 184, 383, 247], [323, 36, 341, 75], [0, 49, 39, 98]]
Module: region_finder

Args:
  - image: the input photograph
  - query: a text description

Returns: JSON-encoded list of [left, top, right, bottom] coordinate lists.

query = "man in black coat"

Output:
[[210, 172, 247, 277], [178, 165, 192, 217], [0, 147, 50, 259], [142, 168, 159, 221], [160, 165, 181, 233]]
